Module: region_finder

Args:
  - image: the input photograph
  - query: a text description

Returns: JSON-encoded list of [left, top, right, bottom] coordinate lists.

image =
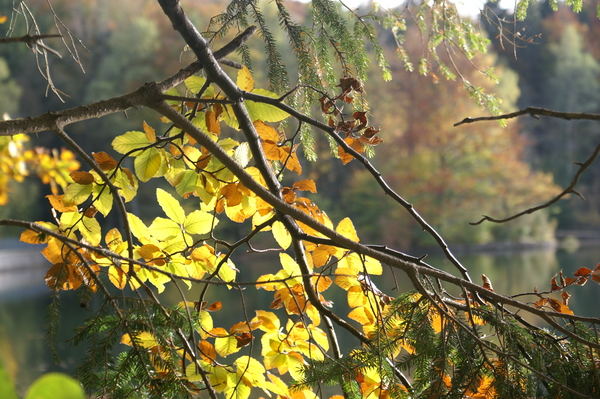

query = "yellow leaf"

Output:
[[215, 335, 242, 357], [234, 356, 266, 385], [336, 217, 359, 242], [272, 220, 291, 250], [254, 310, 280, 332], [0, 16, 7, 24], [237, 66, 254, 92], [348, 306, 375, 326], [156, 188, 186, 224], [347, 286, 368, 308], [121, 331, 158, 349], [280, 252, 303, 276]]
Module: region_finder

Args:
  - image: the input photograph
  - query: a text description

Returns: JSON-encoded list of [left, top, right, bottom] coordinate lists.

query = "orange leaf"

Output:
[[337, 137, 364, 165], [254, 120, 280, 142], [142, 121, 156, 143], [293, 179, 317, 193], [70, 171, 95, 185], [207, 301, 222, 312], [20, 229, 48, 244], [548, 298, 574, 315], [198, 340, 217, 363], [205, 106, 221, 135], [220, 184, 243, 207], [92, 152, 118, 170], [46, 195, 77, 213]]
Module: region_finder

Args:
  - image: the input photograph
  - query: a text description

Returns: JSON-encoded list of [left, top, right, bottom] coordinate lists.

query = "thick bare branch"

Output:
[[0, 25, 256, 136]]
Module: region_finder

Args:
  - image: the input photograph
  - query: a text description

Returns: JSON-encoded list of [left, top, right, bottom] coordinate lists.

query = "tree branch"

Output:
[[454, 106, 600, 126], [0, 25, 256, 136], [471, 143, 600, 225]]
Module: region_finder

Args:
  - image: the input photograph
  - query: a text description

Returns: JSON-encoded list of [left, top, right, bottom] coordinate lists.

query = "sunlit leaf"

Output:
[[134, 148, 162, 182], [156, 188, 186, 224], [63, 183, 92, 205], [336, 217, 359, 242], [272, 220, 291, 250], [237, 66, 255, 92], [111, 131, 149, 154], [246, 89, 290, 122], [184, 210, 215, 235]]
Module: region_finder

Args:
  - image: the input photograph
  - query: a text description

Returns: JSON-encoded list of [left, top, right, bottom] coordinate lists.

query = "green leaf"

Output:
[[63, 183, 92, 206], [112, 169, 138, 202], [134, 148, 162, 182], [156, 188, 186, 224], [148, 217, 181, 241], [111, 131, 149, 155], [175, 170, 199, 197], [80, 217, 101, 246], [184, 210, 215, 235], [185, 76, 207, 92], [246, 89, 290, 122], [25, 373, 85, 399], [95, 188, 113, 217]]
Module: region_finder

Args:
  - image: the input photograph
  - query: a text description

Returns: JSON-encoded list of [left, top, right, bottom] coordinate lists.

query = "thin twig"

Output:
[[471, 143, 600, 225]]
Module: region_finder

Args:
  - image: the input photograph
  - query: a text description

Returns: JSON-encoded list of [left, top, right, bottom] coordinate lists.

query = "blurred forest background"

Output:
[[1, 0, 599, 251]]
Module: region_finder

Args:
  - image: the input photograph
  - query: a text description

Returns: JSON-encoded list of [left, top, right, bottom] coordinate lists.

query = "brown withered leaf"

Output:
[[70, 171, 95, 185], [205, 105, 222, 135], [338, 76, 363, 94], [561, 291, 571, 306], [574, 267, 592, 277], [550, 276, 561, 291], [92, 152, 118, 171], [83, 206, 98, 218], [235, 332, 253, 348], [353, 111, 368, 130]]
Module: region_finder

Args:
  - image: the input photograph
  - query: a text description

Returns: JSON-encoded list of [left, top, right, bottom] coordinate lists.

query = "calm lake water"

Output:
[[0, 244, 598, 393]]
